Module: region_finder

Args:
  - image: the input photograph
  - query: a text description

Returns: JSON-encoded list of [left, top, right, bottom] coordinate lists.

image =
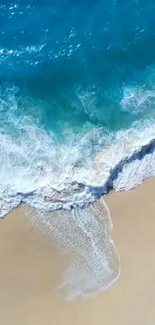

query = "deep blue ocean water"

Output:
[[1, 0, 155, 299], [1, 0, 155, 136]]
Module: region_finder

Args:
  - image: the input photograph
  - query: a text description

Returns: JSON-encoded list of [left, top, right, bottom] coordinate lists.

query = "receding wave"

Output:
[[25, 199, 120, 301]]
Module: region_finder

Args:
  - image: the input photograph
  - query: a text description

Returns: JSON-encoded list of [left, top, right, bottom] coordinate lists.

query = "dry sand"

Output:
[[0, 178, 155, 325]]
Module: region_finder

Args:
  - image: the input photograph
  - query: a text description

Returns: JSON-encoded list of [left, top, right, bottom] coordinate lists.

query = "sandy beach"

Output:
[[0, 178, 155, 325]]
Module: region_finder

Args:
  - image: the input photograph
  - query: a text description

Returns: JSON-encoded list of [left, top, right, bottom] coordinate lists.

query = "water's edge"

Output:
[[3, 136, 154, 219]]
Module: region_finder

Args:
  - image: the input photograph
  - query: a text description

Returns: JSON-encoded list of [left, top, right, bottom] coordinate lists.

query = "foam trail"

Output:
[[27, 199, 120, 301]]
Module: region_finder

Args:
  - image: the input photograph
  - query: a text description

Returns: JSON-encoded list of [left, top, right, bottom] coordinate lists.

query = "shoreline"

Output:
[[0, 178, 155, 324], [2, 132, 155, 219]]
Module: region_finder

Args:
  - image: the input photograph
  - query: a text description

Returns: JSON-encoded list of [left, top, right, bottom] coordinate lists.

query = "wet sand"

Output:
[[0, 178, 155, 325]]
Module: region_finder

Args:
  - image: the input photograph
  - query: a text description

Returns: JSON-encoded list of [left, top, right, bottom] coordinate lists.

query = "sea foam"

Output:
[[1, 86, 155, 217]]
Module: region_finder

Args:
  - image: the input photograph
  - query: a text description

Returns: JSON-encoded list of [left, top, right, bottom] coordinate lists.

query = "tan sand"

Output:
[[0, 178, 155, 325]]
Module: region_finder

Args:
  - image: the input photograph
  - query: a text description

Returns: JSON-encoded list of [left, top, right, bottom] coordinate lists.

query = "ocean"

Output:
[[1, 0, 155, 299]]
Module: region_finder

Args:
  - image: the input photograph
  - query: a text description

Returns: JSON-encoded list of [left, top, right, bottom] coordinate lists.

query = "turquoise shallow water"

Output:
[[1, 0, 155, 299]]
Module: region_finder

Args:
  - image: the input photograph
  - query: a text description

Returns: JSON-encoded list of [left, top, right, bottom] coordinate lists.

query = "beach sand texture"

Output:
[[0, 178, 155, 325]]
